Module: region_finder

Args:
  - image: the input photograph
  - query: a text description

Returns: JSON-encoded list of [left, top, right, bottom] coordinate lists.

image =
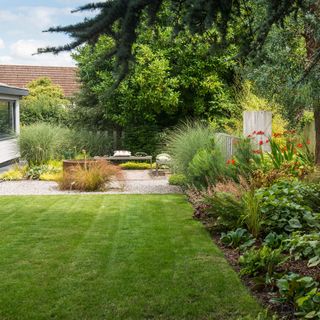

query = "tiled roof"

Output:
[[0, 65, 80, 97]]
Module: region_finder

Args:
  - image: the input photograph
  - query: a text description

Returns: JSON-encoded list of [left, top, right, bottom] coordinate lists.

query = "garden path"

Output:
[[0, 170, 181, 195]]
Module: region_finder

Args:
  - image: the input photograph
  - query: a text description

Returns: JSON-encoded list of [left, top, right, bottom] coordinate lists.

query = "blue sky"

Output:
[[0, 0, 94, 66]]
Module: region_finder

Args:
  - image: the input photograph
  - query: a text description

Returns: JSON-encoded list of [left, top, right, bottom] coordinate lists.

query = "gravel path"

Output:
[[0, 170, 181, 195]]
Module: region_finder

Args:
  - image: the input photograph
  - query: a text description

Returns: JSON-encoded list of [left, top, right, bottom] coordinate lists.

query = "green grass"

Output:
[[0, 195, 261, 319]]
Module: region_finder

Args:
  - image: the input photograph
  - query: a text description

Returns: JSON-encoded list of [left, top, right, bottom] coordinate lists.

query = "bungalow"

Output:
[[0, 83, 28, 167]]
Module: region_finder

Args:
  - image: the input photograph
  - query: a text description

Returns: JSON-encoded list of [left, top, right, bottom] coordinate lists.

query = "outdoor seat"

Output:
[[155, 153, 172, 175]]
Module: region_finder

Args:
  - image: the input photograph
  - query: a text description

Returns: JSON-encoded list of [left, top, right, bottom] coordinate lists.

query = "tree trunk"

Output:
[[304, 1, 320, 164], [314, 108, 320, 164]]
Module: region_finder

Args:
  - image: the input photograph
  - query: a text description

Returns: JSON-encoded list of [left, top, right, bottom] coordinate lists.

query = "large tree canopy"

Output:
[[39, 0, 310, 82]]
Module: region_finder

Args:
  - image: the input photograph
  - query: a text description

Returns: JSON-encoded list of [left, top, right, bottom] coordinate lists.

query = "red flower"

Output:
[[259, 140, 263, 146], [252, 131, 257, 134], [231, 159, 236, 165], [247, 134, 252, 138], [226, 160, 231, 165], [297, 143, 303, 148], [265, 139, 269, 143], [253, 150, 262, 154], [256, 130, 265, 135]]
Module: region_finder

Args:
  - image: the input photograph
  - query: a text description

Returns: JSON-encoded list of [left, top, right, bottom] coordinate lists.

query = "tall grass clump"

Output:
[[20, 123, 70, 165], [166, 121, 215, 174], [69, 130, 113, 157], [59, 160, 122, 191]]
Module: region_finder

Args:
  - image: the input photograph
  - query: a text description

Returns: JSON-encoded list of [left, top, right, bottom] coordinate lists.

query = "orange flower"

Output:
[[231, 159, 236, 165], [297, 143, 303, 148]]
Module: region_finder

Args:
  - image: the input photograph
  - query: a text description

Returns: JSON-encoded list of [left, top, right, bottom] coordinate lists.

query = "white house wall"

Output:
[[0, 138, 20, 164], [0, 95, 21, 165]]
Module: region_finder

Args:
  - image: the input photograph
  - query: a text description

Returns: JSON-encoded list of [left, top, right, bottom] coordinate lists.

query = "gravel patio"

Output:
[[0, 170, 181, 195]]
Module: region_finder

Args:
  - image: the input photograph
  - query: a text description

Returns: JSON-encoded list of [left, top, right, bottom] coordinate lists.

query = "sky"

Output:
[[0, 0, 95, 66]]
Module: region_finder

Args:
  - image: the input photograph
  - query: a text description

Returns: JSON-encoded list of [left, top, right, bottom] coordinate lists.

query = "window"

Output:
[[0, 100, 15, 139]]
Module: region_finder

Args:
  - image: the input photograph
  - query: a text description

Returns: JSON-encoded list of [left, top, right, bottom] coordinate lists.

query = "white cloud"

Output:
[[0, 38, 5, 49], [2, 39, 76, 66]]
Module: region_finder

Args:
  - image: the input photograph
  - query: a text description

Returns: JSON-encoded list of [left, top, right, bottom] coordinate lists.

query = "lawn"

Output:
[[0, 195, 261, 319]]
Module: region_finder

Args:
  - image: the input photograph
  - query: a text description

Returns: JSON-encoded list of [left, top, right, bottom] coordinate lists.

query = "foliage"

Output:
[[25, 161, 62, 180], [274, 273, 320, 318], [242, 190, 262, 238], [59, 160, 121, 191], [237, 310, 279, 320], [166, 122, 214, 175], [187, 148, 229, 188], [284, 232, 320, 268], [21, 78, 70, 126], [239, 246, 286, 279], [168, 174, 187, 186], [204, 192, 243, 231], [220, 228, 255, 250], [263, 232, 285, 250], [20, 123, 70, 165], [257, 181, 320, 234], [119, 162, 154, 170], [0, 165, 26, 181]]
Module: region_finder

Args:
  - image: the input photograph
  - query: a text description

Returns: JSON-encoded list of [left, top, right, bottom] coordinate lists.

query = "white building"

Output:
[[0, 83, 28, 167]]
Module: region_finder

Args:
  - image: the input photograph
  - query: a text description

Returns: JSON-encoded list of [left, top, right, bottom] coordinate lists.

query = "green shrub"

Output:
[[220, 228, 255, 250], [274, 273, 320, 318], [168, 174, 187, 186], [257, 181, 320, 234], [67, 130, 113, 157], [204, 192, 244, 231], [239, 246, 286, 278], [284, 232, 320, 267], [20, 123, 70, 165], [263, 232, 285, 249], [187, 148, 229, 188], [166, 121, 215, 174], [119, 162, 154, 170]]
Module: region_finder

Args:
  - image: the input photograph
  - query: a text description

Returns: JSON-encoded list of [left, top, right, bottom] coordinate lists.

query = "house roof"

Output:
[[0, 65, 80, 97], [0, 82, 28, 97]]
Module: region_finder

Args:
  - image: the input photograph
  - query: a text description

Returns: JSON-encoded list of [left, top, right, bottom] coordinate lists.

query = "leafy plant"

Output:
[[263, 232, 286, 249], [242, 190, 262, 238], [257, 181, 320, 234], [274, 273, 320, 318], [0, 165, 26, 181], [239, 246, 286, 278], [168, 174, 187, 186], [166, 122, 215, 175], [284, 232, 320, 267], [204, 192, 244, 231], [119, 162, 154, 170], [220, 228, 255, 250]]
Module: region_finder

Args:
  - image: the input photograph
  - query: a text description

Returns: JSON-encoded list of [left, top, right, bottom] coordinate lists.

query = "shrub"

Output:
[[119, 162, 154, 170], [220, 228, 255, 250], [284, 232, 320, 267], [166, 121, 215, 174], [67, 130, 113, 157], [187, 148, 229, 187], [263, 232, 285, 249], [204, 192, 244, 231], [20, 123, 70, 165], [0, 165, 26, 181], [242, 190, 262, 238], [239, 246, 286, 278], [168, 174, 187, 186], [257, 181, 320, 234], [274, 273, 320, 318], [59, 160, 121, 191]]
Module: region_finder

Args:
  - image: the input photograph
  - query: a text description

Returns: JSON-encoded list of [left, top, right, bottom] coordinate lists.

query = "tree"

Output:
[[21, 78, 70, 125], [72, 27, 240, 153]]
